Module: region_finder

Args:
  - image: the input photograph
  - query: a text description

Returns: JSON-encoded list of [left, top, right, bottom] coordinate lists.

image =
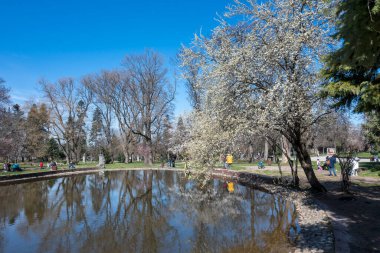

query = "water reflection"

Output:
[[0, 171, 298, 253]]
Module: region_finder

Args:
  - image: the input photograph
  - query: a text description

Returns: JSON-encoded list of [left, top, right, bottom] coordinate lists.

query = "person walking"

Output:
[[351, 157, 359, 176], [317, 159, 323, 171], [328, 154, 337, 176], [226, 154, 233, 169]]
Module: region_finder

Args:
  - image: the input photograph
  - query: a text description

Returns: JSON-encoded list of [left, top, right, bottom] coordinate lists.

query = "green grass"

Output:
[[0, 161, 163, 177], [0, 168, 51, 177], [2, 159, 379, 179], [359, 162, 380, 170], [356, 152, 373, 158], [352, 181, 380, 187], [358, 170, 380, 177], [104, 161, 162, 169], [358, 162, 380, 177]]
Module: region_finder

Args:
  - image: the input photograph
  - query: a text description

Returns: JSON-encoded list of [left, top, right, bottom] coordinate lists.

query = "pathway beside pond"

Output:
[[234, 166, 380, 253]]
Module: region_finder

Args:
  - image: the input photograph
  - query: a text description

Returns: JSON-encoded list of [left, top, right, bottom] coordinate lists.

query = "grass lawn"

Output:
[[0, 168, 51, 177], [2, 160, 379, 179], [104, 161, 163, 169], [358, 162, 380, 177], [356, 152, 376, 158], [0, 161, 164, 177]]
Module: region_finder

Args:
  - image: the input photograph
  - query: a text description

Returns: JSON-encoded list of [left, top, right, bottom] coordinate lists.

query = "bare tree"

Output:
[[6, 104, 26, 162], [84, 51, 175, 165], [83, 71, 138, 163], [0, 78, 11, 158], [0, 78, 10, 108], [112, 50, 175, 165], [40, 78, 92, 163], [83, 72, 119, 162]]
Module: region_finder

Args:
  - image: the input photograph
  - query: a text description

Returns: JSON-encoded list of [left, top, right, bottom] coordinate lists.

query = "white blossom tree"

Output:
[[180, 0, 334, 192]]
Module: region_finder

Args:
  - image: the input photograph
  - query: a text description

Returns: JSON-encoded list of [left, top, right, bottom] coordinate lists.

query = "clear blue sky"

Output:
[[0, 0, 229, 116]]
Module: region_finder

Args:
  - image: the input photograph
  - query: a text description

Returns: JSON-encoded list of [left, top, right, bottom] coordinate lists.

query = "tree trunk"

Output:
[[65, 141, 71, 163], [144, 139, 153, 165], [294, 142, 326, 192], [248, 142, 254, 163], [121, 143, 129, 163], [281, 135, 291, 164], [124, 151, 130, 163], [264, 139, 269, 161]]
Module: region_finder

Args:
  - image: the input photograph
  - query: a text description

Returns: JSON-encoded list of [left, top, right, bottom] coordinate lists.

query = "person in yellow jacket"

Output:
[[226, 154, 233, 169]]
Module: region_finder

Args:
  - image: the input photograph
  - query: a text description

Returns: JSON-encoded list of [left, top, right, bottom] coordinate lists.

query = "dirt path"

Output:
[[244, 166, 380, 253], [313, 179, 380, 253]]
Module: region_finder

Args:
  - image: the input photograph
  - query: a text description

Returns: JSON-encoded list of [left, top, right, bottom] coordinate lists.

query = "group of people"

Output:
[[167, 154, 177, 168], [317, 154, 360, 176], [42, 161, 60, 170], [2, 161, 61, 172], [316, 154, 338, 176], [370, 155, 379, 162], [2, 162, 22, 172]]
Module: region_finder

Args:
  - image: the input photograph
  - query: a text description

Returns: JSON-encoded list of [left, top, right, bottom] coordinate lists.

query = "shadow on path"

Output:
[[313, 181, 380, 253]]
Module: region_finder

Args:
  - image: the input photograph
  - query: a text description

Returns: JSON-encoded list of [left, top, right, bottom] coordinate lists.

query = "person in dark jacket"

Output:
[[327, 155, 337, 176]]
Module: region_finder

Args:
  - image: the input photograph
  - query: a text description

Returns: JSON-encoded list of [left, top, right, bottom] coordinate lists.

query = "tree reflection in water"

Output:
[[0, 171, 298, 253]]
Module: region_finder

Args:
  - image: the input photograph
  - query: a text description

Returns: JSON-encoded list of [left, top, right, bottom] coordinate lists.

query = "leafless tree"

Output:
[[111, 50, 175, 165], [84, 51, 175, 165], [0, 78, 11, 158], [83, 72, 119, 162], [0, 78, 10, 108], [40, 78, 93, 163]]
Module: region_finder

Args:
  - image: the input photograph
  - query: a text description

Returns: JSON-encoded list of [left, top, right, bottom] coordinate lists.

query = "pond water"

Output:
[[0, 170, 299, 253]]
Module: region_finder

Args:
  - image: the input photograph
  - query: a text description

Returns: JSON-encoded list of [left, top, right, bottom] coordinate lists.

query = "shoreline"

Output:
[[1, 167, 337, 252]]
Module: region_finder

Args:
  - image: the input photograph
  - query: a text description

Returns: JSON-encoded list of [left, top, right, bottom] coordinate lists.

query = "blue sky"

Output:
[[0, 0, 229, 115]]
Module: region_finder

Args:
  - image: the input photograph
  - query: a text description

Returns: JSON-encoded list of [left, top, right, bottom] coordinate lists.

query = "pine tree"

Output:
[[323, 0, 380, 113], [90, 107, 103, 146], [25, 104, 50, 160], [363, 112, 380, 152], [46, 138, 63, 160]]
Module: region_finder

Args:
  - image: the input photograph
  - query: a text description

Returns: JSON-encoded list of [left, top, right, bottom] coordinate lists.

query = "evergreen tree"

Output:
[[170, 116, 189, 159], [90, 107, 103, 147], [323, 0, 380, 113], [25, 104, 50, 160], [46, 138, 64, 160], [363, 112, 380, 152]]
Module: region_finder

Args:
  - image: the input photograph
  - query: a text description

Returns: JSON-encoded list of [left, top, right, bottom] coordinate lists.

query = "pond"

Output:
[[0, 170, 299, 253]]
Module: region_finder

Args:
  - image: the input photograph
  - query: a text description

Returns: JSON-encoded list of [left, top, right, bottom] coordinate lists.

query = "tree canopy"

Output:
[[180, 0, 333, 192], [323, 0, 380, 113]]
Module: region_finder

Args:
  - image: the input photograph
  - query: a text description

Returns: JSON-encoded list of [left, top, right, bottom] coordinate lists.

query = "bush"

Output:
[[101, 148, 113, 164], [117, 153, 125, 163]]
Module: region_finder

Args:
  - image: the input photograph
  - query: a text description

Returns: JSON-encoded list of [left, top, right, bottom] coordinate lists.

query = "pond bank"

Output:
[[1, 167, 356, 252]]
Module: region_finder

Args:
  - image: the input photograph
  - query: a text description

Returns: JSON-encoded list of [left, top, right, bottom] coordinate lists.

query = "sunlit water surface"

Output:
[[0, 170, 299, 253]]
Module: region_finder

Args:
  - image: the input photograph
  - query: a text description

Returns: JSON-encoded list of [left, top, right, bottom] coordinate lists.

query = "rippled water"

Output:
[[0, 170, 298, 253]]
